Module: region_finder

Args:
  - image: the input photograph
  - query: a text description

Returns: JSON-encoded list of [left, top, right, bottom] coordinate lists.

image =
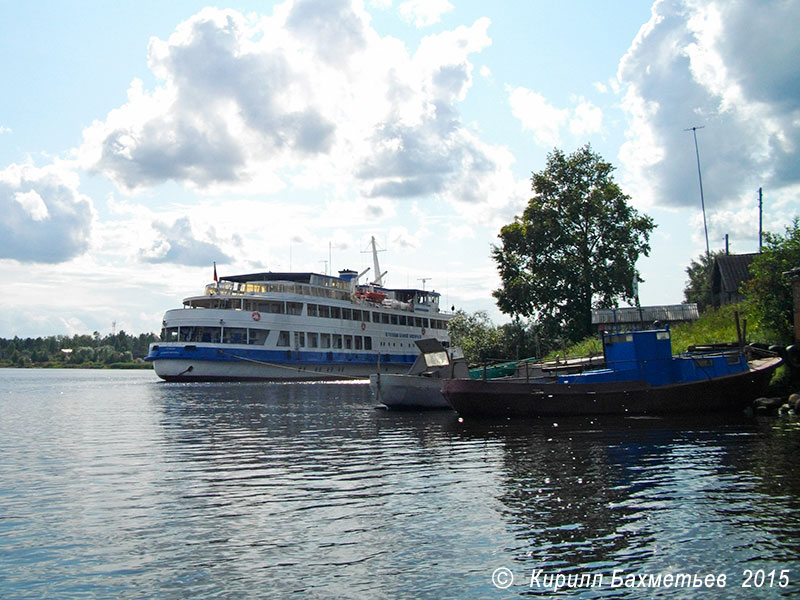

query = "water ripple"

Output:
[[1, 370, 799, 598]]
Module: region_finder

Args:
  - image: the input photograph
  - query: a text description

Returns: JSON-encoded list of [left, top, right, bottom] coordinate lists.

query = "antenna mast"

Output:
[[685, 125, 710, 256]]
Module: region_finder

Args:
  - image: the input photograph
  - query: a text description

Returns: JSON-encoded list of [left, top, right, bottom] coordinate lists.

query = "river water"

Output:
[[1, 368, 800, 598]]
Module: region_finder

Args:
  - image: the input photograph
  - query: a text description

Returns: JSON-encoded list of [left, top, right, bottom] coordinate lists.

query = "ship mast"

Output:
[[369, 236, 387, 287]]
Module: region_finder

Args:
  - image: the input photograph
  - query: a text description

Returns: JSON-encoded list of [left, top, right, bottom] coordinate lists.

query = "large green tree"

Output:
[[492, 145, 655, 343], [683, 250, 724, 313], [744, 218, 800, 343]]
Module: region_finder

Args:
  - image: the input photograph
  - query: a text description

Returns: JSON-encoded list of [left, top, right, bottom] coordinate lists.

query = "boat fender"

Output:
[[786, 344, 800, 369], [769, 344, 786, 359], [252, 311, 261, 321]]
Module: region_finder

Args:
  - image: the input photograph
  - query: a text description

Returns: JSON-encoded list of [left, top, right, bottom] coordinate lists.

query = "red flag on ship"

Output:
[[213, 261, 218, 282]]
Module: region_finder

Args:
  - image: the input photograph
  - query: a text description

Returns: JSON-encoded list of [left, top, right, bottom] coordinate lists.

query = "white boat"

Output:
[[145, 238, 454, 381], [369, 339, 468, 409]]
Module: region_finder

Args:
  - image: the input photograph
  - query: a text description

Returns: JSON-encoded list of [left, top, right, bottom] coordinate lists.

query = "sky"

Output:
[[1, 0, 799, 338]]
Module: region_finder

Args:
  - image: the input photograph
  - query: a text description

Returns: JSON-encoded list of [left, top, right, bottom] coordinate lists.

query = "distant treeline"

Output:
[[0, 331, 159, 368]]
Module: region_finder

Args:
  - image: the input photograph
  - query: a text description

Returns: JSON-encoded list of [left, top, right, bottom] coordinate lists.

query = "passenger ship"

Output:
[[145, 239, 453, 381]]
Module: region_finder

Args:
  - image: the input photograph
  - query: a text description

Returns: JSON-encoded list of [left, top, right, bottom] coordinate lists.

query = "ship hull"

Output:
[[442, 357, 781, 418], [149, 343, 413, 382], [368, 373, 450, 409]]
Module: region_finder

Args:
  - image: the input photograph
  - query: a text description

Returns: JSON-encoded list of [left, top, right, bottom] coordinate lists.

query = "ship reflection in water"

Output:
[[1, 369, 799, 597]]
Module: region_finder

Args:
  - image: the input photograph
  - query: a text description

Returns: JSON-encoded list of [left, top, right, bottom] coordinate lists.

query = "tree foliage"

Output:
[[492, 145, 655, 343], [743, 218, 800, 343], [683, 250, 724, 313], [0, 331, 158, 367], [446, 310, 505, 364]]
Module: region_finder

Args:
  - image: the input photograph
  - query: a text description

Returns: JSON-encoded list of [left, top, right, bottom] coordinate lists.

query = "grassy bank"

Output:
[[556, 303, 776, 359]]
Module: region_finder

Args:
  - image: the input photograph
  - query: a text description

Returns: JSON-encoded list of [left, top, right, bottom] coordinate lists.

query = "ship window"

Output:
[[321, 333, 331, 348], [247, 329, 269, 345], [332, 334, 343, 349], [287, 302, 303, 315], [694, 357, 712, 368], [353, 309, 362, 321], [605, 333, 633, 346], [308, 333, 318, 348], [726, 352, 741, 365], [364, 337, 372, 350], [422, 318, 429, 328], [355, 336, 363, 350], [390, 314, 398, 325], [381, 313, 389, 324], [277, 331, 291, 347], [307, 304, 319, 317], [344, 335, 353, 350], [342, 308, 352, 320], [165, 327, 179, 342], [372, 311, 380, 322], [656, 331, 670, 340], [222, 327, 247, 344], [269, 302, 285, 314], [399, 315, 407, 326], [294, 332, 305, 348], [197, 327, 221, 343], [319, 305, 330, 318], [331, 306, 341, 319]]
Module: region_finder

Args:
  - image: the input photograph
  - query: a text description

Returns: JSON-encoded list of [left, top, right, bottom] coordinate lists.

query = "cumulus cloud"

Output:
[[617, 0, 800, 214], [139, 216, 233, 266], [77, 0, 509, 219], [569, 99, 604, 136], [0, 163, 94, 263], [508, 87, 602, 147], [398, 0, 453, 27]]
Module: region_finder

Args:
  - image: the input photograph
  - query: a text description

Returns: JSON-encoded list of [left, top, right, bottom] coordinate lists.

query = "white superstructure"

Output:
[[146, 240, 453, 381]]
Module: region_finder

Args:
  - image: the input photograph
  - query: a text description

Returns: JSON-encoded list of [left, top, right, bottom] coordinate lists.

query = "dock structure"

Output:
[[591, 304, 699, 333]]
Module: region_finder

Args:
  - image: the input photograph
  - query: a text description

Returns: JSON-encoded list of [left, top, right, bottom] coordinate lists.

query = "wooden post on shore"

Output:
[[785, 267, 800, 345], [793, 271, 800, 345]]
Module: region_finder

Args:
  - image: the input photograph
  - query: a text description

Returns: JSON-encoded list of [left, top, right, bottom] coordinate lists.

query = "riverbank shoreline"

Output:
[[0, 362, 153, 370]]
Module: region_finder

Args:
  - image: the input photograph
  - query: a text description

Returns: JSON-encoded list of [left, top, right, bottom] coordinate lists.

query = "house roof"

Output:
[[713, 253, 757, 295]]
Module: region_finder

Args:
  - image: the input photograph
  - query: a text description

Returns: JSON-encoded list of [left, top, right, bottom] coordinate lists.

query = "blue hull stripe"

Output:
[[146, 345, 416, 366]]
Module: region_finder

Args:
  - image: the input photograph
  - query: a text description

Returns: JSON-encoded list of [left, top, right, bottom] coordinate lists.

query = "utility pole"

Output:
[[685, 126, 710, 256], [758, 187, 763, 252]]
